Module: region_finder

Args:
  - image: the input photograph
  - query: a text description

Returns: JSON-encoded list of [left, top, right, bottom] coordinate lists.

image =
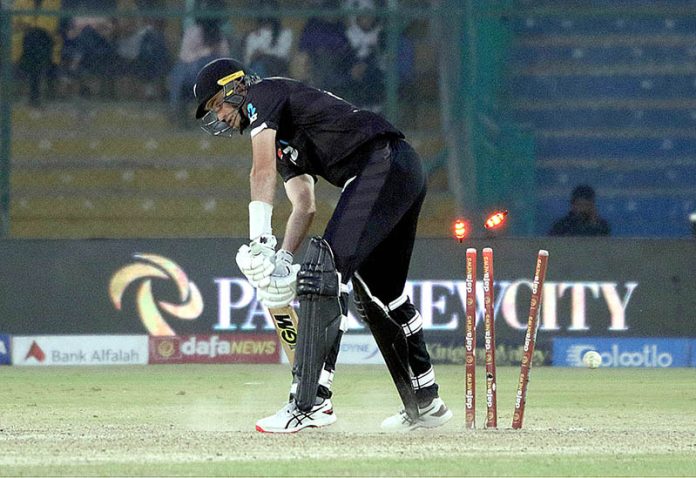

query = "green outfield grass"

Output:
[[1, 364, 695, 477]]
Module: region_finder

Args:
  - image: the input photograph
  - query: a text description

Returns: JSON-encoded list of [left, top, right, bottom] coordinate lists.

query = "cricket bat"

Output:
[[267, 306, 298, 364]]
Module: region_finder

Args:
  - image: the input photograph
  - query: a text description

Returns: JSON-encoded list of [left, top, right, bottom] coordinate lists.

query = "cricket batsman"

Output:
[[193, 58, 452, 433]]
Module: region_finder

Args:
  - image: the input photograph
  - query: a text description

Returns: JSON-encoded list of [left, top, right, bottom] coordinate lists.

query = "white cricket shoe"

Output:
[[381, 397, 453, 432], [255, 399, 337, 433]]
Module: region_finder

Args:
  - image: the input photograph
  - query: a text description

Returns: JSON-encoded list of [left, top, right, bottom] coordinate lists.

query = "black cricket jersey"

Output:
[[243, 78, 403, 187]]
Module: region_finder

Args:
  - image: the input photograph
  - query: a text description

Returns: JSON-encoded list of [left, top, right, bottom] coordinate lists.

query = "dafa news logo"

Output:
[[109, 253, 204, 336], [149, 334, 279, 364]]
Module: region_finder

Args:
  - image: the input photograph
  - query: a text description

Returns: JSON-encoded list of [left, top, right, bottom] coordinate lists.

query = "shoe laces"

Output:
[[277, 401, 297, 416]]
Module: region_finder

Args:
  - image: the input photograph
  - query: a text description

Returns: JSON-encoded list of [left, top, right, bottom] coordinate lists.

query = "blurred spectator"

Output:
[[549, 185, 611, 237], [243, 0, 293, 78], [11, 0, 63, 107], [385, 22, 415, 96], [295, 0, 353, 95], [117, 15, 171, 99], [57, 0, 81, 94], [342, 0, 384, 110], [62, 14, 120, 97], [168, 0, 230, 124], [181, 0, 239, 52]]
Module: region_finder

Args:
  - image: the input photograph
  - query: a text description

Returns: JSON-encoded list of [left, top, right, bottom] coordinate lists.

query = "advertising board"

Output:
[[0, 334, 10, 365], [552, 337, 691, 368], [11, 335, 148, 366], [0, 239, 694, 364], [149, 334, 279, 364]]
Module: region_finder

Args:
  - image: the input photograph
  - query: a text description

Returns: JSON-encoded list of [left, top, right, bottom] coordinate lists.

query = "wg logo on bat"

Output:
[[109, 253, 204, 336]]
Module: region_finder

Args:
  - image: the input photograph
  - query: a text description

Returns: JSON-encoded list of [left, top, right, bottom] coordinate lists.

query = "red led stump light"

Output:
[[484, 210, 508, 230]]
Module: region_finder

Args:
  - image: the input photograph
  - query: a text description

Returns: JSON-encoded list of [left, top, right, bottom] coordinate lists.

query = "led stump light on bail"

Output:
[[484, 210, 508, 230], [453, 219, 469, 242]]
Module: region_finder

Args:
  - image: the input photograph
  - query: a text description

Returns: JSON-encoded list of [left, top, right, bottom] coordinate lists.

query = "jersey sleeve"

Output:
[[276, 141, 317, 183], [245, 81, 287, 139]]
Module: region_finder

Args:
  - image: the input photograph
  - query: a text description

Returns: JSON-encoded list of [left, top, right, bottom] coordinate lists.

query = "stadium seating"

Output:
[[509, 1, 696, 236], [9, 101, 451, 238], [6, 2, 455, 239]]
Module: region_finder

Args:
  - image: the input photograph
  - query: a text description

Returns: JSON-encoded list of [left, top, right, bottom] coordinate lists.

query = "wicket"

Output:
[[482, 247, 497, 429], [463, 247, 549, 430], [512, 250, 549, 429], [464, 249, 476, 429]]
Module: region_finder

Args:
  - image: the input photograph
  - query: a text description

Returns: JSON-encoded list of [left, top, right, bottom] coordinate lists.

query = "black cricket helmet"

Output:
[[193, 58, 258, 136]]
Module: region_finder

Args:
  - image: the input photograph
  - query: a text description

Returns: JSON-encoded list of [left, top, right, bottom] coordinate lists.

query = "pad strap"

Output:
[[411, 366, 436, 390], [401, 311, 423, 337]]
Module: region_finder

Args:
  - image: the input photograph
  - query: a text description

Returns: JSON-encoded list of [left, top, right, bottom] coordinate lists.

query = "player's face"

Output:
[[207, 91, 241, 130]]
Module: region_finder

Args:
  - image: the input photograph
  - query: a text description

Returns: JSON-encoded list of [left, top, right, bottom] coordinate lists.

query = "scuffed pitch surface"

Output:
[[1, 365, 695, 476]]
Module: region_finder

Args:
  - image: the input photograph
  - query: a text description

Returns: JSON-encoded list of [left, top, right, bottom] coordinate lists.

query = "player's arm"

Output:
[[281, 174, 316, 254], [236, 127, 278, 289], [250, 128, 277, 208]]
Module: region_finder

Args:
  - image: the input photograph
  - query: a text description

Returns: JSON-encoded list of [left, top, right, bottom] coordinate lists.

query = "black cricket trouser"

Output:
[[319, 137, 438, 405]]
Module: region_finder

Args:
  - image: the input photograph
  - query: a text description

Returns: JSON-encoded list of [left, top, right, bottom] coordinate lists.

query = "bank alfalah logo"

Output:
[[109, 253, 203, 336], [25, 341, 46, 362]]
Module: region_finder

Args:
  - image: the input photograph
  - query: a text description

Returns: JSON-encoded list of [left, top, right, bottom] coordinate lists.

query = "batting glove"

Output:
[[236, 234, 276, 288], [257, 249, 294, 288], [257, 249, 300, 309]]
